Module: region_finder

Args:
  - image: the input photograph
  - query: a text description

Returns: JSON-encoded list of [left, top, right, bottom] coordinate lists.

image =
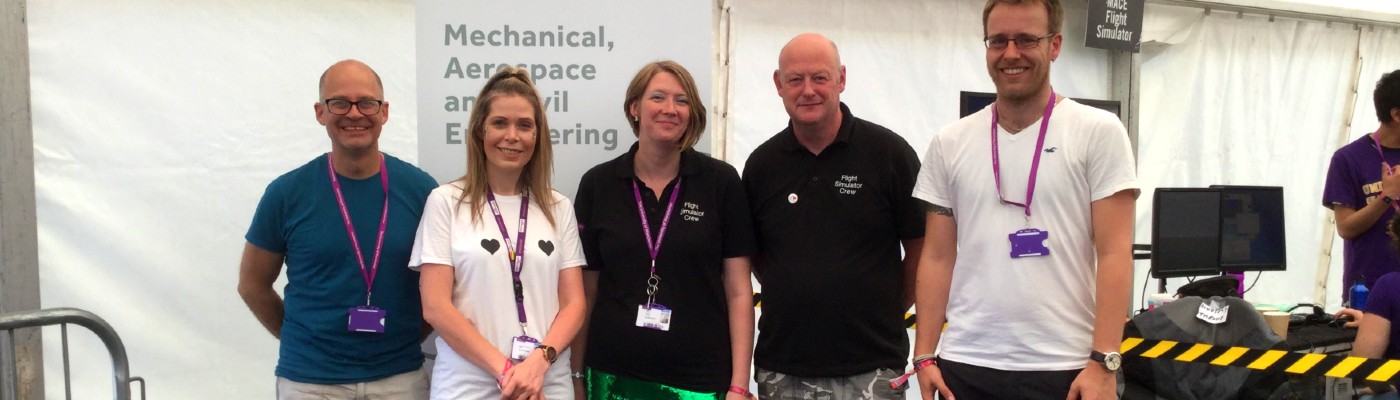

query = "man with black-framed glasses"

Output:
[[239, 59, 437, 399], [911, 0, 1138, 399]]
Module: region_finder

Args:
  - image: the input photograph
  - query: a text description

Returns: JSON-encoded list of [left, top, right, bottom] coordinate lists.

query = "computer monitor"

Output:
[[1213, 185, 1286, 272], [1151, 188, 1223, 279], [959, 91, 998, 118], [958, 91, 1122, 118]]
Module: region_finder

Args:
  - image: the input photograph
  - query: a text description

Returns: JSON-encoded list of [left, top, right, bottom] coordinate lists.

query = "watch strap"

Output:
[[1090, 350, 1122, 371]]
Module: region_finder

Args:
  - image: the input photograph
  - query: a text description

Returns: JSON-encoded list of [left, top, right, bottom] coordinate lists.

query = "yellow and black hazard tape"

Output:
[[1120, 337, 1400, 382], [755, 293, 1395, 382]]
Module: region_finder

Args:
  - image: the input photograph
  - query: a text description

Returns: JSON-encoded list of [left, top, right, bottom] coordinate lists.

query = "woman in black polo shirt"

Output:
[[571, 60, 758, 400]]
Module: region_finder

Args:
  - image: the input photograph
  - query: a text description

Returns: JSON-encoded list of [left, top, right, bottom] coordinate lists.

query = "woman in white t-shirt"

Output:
[[411, 66, 587, 400]]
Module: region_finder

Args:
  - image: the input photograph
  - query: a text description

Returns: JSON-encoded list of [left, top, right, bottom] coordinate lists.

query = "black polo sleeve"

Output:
[[718, 162, 757, 259], [890, 136, 925, 241], [575, 168, 606, 272]]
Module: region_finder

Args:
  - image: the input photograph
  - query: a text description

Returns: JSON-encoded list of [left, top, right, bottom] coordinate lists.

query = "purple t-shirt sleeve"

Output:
[[1365, 272, 1400, 359], [1323, 149, 1363, 210]]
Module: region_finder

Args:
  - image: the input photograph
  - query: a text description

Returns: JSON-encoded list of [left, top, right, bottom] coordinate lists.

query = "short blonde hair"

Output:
[[622, 61, 707, 151], [983, 0, 1064, 35]]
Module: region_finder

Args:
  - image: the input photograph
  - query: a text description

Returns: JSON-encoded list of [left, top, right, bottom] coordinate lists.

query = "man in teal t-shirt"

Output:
[[239, 60, 437, 399]]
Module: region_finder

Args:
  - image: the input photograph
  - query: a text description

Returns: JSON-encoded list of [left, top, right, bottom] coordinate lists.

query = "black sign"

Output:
[[1085, 0, 1144, 53]]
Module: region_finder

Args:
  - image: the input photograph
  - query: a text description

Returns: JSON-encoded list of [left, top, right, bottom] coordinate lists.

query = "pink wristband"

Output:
[[912, 358, 936, 372], [497, 359, 513, 387], [729, 385, 755, 399], [889, 358, 938, 390]]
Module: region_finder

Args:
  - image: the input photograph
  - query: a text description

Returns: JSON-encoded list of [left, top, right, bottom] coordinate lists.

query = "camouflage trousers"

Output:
[[754, 367, 906, 400]]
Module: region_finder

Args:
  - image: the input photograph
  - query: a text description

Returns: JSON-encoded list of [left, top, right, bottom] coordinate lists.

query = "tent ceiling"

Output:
[[1154, 0, 1400, 26]]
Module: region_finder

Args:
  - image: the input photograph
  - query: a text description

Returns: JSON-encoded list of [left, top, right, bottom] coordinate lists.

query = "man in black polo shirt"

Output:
[[742, 33, 925, 399]]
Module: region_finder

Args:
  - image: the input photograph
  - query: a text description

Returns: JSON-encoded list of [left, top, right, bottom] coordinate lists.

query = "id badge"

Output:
[[510, 335, 539, 361], [1009, 228, 1050, 258], [347, 306, 386, 333], [635, 304, 673, 331]]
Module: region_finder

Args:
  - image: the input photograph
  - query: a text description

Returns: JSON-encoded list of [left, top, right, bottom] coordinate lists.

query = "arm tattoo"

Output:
[[917, 199, 954, 217]]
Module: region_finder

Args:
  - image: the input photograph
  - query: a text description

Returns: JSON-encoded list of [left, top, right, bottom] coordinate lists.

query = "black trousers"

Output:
[[937, 357, 1082, 399]]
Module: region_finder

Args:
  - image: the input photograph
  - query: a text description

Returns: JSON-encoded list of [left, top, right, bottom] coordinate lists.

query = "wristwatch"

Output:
[[535, 344, 558, 364], [1090, 350, 1122, 372]]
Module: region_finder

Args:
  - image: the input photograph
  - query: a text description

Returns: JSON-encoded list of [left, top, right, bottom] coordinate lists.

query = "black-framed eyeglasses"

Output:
[[323, 99, 385, 116], [984, 33, 1057, 50]]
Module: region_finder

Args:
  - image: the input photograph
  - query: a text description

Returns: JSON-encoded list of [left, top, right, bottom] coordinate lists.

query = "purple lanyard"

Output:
[[632, 178, 682, 305], [991, 90, 1057, 222], [1369, 132, 1400, 212], [487, 189, 531, 330], [327, 153, 389, 305]]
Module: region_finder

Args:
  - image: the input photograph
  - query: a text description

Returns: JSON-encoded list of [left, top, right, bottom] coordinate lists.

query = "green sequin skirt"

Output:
[[585, 368, 723, 400]]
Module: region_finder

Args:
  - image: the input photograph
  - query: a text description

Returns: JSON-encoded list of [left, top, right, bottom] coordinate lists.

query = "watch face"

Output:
[[1104, 352, 1122, 371], [543, 346, 558, 362]]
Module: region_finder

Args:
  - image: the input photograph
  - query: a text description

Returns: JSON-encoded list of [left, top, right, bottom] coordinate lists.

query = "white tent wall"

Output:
[[28, 0, 417, 398], [1136, 4, 1400, 311], [19, 0, 1400, 398], [723, 0, 1113, 174], [1329, 26, 1400, 306]]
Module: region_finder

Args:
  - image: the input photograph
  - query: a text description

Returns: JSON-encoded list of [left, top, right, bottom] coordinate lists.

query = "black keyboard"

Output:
[[1284, 324, 1356, 352]]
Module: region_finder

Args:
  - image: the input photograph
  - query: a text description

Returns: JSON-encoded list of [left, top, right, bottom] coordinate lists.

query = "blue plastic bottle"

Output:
[[1352, 276, 1370, 311]]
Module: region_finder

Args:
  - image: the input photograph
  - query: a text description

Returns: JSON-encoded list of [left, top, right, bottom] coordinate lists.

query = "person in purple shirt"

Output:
[[1324, 69, 1400, 313], [1350, 215, 1400, 399]]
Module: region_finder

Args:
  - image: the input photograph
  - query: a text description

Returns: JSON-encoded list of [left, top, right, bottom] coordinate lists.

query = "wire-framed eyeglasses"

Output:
[[984, 33, 1057, 50]]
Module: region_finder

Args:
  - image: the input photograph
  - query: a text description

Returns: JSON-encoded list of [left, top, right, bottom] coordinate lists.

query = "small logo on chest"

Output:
[[680, 202, 705, 222], [835, 175, 863, 195]]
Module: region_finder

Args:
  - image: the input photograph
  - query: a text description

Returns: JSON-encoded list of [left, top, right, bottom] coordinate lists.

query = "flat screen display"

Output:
[[1214, 186, 1286, 272], [1151, 188, 1223, 278]]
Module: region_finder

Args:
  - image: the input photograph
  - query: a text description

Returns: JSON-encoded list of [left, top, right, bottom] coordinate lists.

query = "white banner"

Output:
[[416, 0, 714, 197]]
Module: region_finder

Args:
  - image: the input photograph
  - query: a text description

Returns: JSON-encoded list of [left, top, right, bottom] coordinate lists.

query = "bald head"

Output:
[[319, 59, 384, 99], [774, 33, 847, 135], [778, 33, 841, 71]]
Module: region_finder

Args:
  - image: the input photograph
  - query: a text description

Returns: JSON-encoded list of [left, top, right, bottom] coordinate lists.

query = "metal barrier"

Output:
[[0, 308, 145, 400]]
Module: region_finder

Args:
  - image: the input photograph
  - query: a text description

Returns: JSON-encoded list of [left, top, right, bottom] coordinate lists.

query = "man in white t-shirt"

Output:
[[910, 1, 1138, 399]]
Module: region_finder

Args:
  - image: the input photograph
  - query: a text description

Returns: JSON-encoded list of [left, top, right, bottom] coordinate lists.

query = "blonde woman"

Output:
[[411, 67, 586, 400]]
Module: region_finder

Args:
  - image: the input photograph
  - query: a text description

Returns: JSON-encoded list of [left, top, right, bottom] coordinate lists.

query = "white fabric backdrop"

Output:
[[21, 0, 1400, 398], [28, 0, 418, 398], [1136, 5, 1400, 311], [1329, 27, 1400, 306], [724, 0, 1112, 174]]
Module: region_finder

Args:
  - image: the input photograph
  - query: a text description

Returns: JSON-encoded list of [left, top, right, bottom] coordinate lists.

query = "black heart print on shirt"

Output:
[[538, 240, 554, 256], [481, 239, 500, 254]]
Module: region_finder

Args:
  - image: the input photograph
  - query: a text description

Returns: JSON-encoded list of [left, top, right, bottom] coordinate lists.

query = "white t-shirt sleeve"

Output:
[[410, 185, 457, 269], [1084, 112, 1139, 201], [913, 128, 953, 208], [551, 192, 586, 271]]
